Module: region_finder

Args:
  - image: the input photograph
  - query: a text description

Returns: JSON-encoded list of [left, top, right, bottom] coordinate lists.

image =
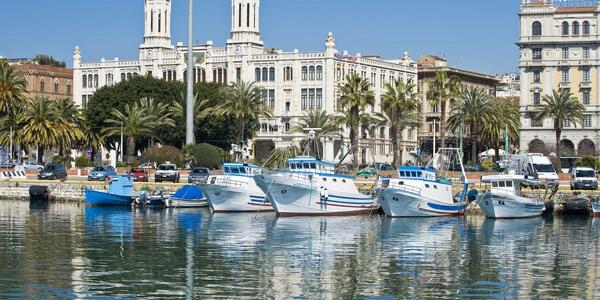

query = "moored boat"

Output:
[[166, 185, 208, 208], [199, 163, 272, 213], [593, 198, 600, 217], [254, 156, 378, 216], [560, 194, 590, 215], [85, 174, 135, 206], [477, 175, 546, 218]]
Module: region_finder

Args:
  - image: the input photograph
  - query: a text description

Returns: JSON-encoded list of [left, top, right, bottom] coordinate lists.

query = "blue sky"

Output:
[[0, 0, 520, 75]]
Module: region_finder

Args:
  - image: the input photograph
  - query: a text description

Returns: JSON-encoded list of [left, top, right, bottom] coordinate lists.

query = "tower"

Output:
[[229, 0, 263, 45], [142, 0, 172, 49]]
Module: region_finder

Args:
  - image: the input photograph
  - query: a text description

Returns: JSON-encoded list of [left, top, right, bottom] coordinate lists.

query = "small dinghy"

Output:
[[166, 185, 208, 208], [560, 193, 590, 215], [133, 189, 169, 208], [85, 174, 135, 206]]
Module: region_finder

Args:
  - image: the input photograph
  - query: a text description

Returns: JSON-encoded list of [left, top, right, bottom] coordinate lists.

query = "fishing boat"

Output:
[[85, 174, 135, 206], [377, 148, 469, 217], [477, 174, 546, 218], [199, 163, 272, 213], [254, 156, 378, 217], [165, 185, 208, 208]]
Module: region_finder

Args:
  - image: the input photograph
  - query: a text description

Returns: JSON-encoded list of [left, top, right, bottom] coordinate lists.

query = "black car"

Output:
[[188, 167, 210, 183], [38, 164, 68, 180], [0, 161, 15, 169]]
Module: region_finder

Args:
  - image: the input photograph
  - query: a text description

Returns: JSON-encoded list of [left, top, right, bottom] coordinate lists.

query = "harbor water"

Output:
[[1, 199, 600, 298]]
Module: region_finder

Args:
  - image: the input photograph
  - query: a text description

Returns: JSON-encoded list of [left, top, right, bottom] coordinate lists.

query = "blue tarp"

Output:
[[172, 185, 204, 200]]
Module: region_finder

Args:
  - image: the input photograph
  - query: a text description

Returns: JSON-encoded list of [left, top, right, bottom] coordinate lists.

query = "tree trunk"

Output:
[[394, 124, 402, 167], [128, 136, 135, 163], [238, 119, 245, 145], [37, 146, 44, 165], [350, 127, 358, 168], [470, 123, 478, 164], [556, 123, 562, 160], [439, 100, 447, 148]]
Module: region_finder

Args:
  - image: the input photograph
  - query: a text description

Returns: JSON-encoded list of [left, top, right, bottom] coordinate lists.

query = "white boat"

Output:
[[477, 175, 546, 218], [199, 163, 272, 213], [377, 148, 469, 218], [254, 156, 378, 216], [165, 185, 208, 208], [378, 166, 468, 217]]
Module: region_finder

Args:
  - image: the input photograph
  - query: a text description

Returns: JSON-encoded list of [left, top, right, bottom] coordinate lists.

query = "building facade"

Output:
[[417, 55, 499, 160], [518, 0, 600, 156], [496, 73, 521, 99], [8, 59, 73, 101], [73, 0, 418, 164]]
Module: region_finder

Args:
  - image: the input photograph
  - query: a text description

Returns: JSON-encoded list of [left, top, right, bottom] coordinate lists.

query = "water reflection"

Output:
[[1, 201, 600, 298]]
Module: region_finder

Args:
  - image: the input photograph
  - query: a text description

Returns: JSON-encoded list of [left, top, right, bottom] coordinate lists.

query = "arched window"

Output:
[[284, 66, 293, 81], [532, 21, 542, 36], [127, 73, 132, 80], [316, 66, 323, 81], [87, 75, 93, 88], [238, 3, 242, 27], [158, 12, 162, 33], [246, 4, 250, 27], [562, 21, 569, 36], [94, 74, 99, 88], [302, 66, 308, 81], [573, 21, 580, 35], [255, 68, 261, 81], [82, 75, 87, 88], [262, 67, 268, 82], [40, 79, 45, 92], [583, 21, 590, 35], [66, 82, 71, 95], [309, 66, 315, 81], [150, 10, 154, 32], [269, 67, 275, 82], [53, 80, 59, 94], [201, 69, 206, 82], [121, 73, 126, 81]]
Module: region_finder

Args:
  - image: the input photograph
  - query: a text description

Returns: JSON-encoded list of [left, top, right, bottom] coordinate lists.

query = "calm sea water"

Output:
[[1, 200, 599, 299]]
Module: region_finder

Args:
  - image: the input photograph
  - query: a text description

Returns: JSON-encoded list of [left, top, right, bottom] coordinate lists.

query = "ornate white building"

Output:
[[74, 0, 418, 163]]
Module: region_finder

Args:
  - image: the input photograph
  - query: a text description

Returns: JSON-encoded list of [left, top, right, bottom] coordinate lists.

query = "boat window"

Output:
[[303, 163, 310, 169], [492, 181, 498, 187], [506, 181, 513, 187], [399, 171, 405, 177], [411, 172, 417, 177], [231, 167, 240, 174], [499, 181, 506, 187], [342, 179, 346, 183], [223, 167, 230, 174], [322, 178, 326, 181], [425, 184, 430, 188], [239, 167, 247, 174], [417, 171, 422, 177], [310, 163, 316, 169], [291, 164, 296, 169], [210, 177, 216, 184], [333, 178, 337, 182], [434, 185, 438, 189]]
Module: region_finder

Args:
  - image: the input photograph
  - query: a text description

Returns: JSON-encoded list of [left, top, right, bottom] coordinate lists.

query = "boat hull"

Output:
[[478, 192, 545, 218], [592, 201, 600, 217], [255, 175, 377, 216], [167, 198, 208, 208], [379, 188, 466, 217], [85, 189, 133, 206], [200, 184, 273, 212], [562, 197, 590, 214]]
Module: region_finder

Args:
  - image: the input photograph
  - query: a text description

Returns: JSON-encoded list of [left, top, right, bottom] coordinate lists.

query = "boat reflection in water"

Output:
[[176, 210, 202, 300], [84, 206, 134, 242]]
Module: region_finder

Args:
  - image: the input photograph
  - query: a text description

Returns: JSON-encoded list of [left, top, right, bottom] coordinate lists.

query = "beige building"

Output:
[[417, 55, 499, 160], [9, 59, 73, 101], [518, 0, 600, 156]]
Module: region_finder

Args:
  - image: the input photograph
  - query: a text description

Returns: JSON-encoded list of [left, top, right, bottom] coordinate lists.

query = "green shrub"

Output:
[[480, 158, 494, 172], [52, 155, 73, 168], [575, 156, 600, 169], [182, 143, 222, 168], [75, 156, 90, 168], [142, 145, 183, 166]]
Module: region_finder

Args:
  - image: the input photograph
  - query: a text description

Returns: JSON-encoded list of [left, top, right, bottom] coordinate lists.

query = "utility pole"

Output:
[[120, 123, 124, 163], [185, 0, 195, 145]]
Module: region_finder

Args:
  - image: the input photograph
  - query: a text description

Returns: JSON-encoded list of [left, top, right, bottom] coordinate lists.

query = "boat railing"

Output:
[[212, 177, 248, 188], [388, 183, 422, 195]]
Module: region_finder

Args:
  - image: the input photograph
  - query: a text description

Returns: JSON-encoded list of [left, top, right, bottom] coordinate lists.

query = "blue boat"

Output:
[[166, 185, 208, 208], [85, 174, 135, 206]]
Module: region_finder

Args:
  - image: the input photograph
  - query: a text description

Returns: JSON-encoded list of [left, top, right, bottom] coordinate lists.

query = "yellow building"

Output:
[[518, 0, 600, 156]]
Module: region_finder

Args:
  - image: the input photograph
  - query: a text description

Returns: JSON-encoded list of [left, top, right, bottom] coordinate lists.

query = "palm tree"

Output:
[[377, 78, 420, 166], [103, 103, 157, 162], [215, 81, 272, 144], [293, 110, 340, 159], [54, 98, 84, 155], [262, 146, 301, 169], [338, 73, 374, 166], [480, 98, 521, 161], [19, 97, 63, 164], [426, 71, 461, 148], [537, 89, 585, 158], [78, 116, 105, 162], [0, 60, 28, 116], [172, 92, 214, 128], [447, 88, 493, 163], [139, 97, 176, 145]]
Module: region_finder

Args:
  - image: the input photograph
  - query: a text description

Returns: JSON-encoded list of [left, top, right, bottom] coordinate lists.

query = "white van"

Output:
[[569, 167, 598, 190], [508, 153, 559, 187]]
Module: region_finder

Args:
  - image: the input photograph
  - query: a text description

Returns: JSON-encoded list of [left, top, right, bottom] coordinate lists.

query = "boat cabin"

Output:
[[480, 175, 525, 197], [222, 163, 261, 176], [287, 156, 336, 175], [109, 174, 135, 196], [397, 166, 437, 182]]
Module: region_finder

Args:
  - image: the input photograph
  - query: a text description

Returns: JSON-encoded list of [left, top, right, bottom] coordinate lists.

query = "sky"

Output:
[[0, 0, 521, 75]]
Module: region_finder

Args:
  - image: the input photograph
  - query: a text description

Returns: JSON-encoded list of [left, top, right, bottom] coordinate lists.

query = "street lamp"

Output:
[[185, 0, 195, 145]]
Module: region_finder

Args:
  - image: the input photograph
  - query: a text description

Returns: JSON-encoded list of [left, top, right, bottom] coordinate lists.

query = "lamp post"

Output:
[[186, 0, 195, 145]]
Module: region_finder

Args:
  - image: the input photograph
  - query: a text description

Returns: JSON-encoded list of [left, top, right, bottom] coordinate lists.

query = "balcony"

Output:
[[559, 82, 571, 89], [580, 81, 592, 89], [425, 112, 441, 119]]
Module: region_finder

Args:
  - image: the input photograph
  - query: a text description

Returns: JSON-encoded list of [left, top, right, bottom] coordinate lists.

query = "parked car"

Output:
[[22, 161, 44, 171], [138, 162, 155, 169], [570, 167, 598, 190], [129, 167, 149, 182], [38, 164, 67, 180], [373, 163, 395, 171], [87, 165, 117, 181], [155, 163, 180, 183], [188, 167, 210, 183], [0, 161, 15, 169]]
